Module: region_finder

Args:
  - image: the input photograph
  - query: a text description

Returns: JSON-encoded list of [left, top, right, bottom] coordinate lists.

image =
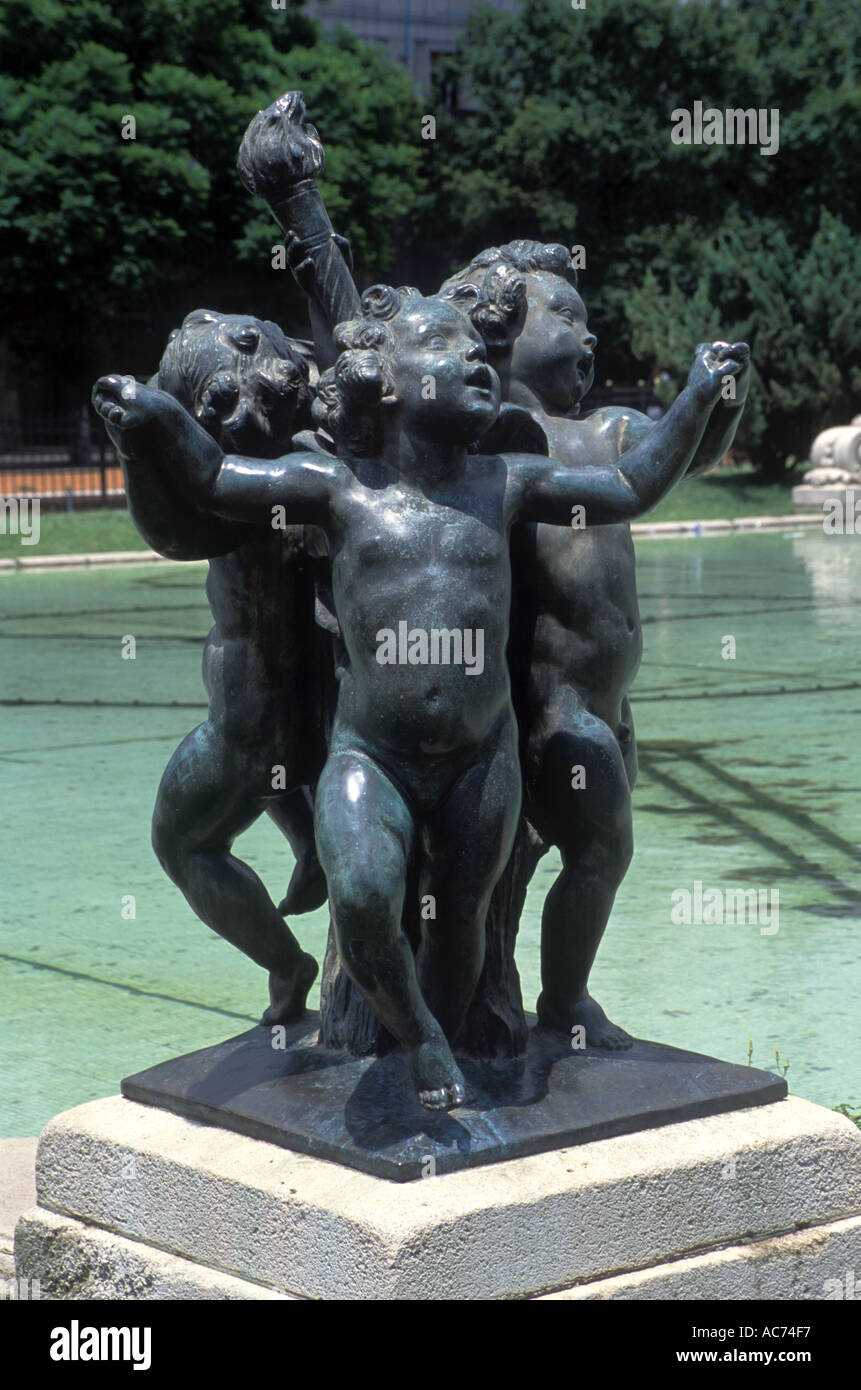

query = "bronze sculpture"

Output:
[[93, 268, 746, 1109], [92, 91, 751, 1118], [110, 308, 329, 1026], [444, 243, 750, 1048]]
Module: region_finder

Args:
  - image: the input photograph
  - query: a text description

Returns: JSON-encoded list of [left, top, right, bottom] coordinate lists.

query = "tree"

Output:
[[425, 0, 861, 471], [627, 210, 861, 477], [0, 0, 423, 404]]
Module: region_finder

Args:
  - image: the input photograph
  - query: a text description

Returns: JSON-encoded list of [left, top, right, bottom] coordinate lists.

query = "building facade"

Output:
[[304, 0, 519, 91]]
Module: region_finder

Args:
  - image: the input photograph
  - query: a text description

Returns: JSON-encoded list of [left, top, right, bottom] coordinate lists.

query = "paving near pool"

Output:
[[1, 527, 859, 1144]]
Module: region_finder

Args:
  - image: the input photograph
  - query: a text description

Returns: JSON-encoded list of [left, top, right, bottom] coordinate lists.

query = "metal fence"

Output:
[[0, 386, 663, 510], [581, 383, 663, 416], [0, 410, 123, 509]]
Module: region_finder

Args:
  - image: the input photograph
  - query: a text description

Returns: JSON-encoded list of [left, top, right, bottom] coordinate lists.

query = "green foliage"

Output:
[[746, 1039, 791, 1079], [0, 506, 149, 559], [627, 210, 861, 477], [0, 0, 422, 389], [234, 31, 423, 274], [644, 464, 800, 522], [429, 0, 861, 475]]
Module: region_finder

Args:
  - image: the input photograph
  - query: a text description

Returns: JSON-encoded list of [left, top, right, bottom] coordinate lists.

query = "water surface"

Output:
[[0, 529, 858, 1135]]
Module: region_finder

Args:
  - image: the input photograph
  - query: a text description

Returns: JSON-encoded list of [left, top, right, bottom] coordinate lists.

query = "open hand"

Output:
[[92, 376, 188, 442], [91, 375, 151, 431]]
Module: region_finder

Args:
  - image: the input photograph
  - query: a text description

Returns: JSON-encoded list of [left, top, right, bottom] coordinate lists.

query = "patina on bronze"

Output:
[[91, 93, 778, 1174]]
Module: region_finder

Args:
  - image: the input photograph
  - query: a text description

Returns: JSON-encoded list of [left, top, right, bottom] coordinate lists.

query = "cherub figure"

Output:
[[112, 309, 331, 1025], [94, 287, 745, 1109], [446, 243, 750, 1047]]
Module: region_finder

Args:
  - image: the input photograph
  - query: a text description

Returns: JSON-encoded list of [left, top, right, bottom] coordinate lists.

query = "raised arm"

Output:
[[92, 376, 336, 531], [237, 92, 362, 369], [511, 342, 748, 526], [685, 342, 750, 477], [560, 338, 750, 485]]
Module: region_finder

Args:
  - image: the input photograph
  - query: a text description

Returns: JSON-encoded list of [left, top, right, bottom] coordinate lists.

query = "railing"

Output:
[[581, 383, 663, 417], [0, 412, 124, 509], [0, 386, 664, 511]]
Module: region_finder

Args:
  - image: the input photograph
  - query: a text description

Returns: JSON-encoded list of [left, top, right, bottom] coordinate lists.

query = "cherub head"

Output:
[[156, 309, 313, 458], [444, 241, 596, 415], [313, 285, 505, 455]]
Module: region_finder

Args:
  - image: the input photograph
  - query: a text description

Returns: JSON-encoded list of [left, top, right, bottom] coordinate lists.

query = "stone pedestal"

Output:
[[16, 1094, 861, 1300], [796, 418, 861, 512], [792, 483, 858, 512]]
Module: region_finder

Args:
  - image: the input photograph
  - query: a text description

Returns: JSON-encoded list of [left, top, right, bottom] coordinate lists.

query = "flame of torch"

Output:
[[237, 91, 324, 197]]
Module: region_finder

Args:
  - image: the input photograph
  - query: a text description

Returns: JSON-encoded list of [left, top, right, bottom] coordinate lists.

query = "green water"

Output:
[[1, 530, 859, 1136]]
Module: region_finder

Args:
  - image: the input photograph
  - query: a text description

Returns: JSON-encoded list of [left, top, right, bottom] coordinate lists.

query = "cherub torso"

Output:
[[514, 408, 647, 729], [327, 459, 513, 759], [201, 530, 326, 768]]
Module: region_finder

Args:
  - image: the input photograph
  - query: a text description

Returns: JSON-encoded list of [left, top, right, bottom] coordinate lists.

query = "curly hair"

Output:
[[446, 263, 526, 354], [312, 277, 527, 455], [443, 240, 579, 295], [311, 285, 422, 455], [157, 309, 313, 440]]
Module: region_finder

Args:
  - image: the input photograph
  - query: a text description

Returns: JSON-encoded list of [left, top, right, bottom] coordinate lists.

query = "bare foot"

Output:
[[261, 952, 318, 1026], [277, 856, 328, 917], [537, 991, 633, 1050], [406, 1037, 467, 1111]]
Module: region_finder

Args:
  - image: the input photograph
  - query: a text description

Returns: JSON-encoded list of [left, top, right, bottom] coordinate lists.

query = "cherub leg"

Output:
[[314, 750, 466, 1110], [152, 721, 317, 1024], [527, 690, 634, 1049], [619, 695, 638, 791], [418, 716, 522, 1044], [267, 788, 328, 916]]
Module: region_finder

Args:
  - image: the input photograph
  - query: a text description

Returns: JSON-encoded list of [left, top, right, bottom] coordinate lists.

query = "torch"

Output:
[[237, 92, 361, 358]]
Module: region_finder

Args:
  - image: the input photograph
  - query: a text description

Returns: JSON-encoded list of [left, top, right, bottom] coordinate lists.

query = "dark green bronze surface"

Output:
[[93, 90, 754, 1123], [122, 1018, 786, 1182]]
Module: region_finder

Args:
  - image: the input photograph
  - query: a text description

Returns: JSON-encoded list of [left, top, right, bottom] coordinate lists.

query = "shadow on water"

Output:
[[639, 743, 861, 909]]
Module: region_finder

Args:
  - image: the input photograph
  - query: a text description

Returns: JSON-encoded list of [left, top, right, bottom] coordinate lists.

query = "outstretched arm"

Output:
[[575, 341, 750, 481], [512, 342, 748, 526], [92, 376, 336, 530], [110, 422, 256, 560]]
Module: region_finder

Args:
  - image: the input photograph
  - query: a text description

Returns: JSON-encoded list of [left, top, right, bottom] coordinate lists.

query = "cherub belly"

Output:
[[341, 655, 509, 757]]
